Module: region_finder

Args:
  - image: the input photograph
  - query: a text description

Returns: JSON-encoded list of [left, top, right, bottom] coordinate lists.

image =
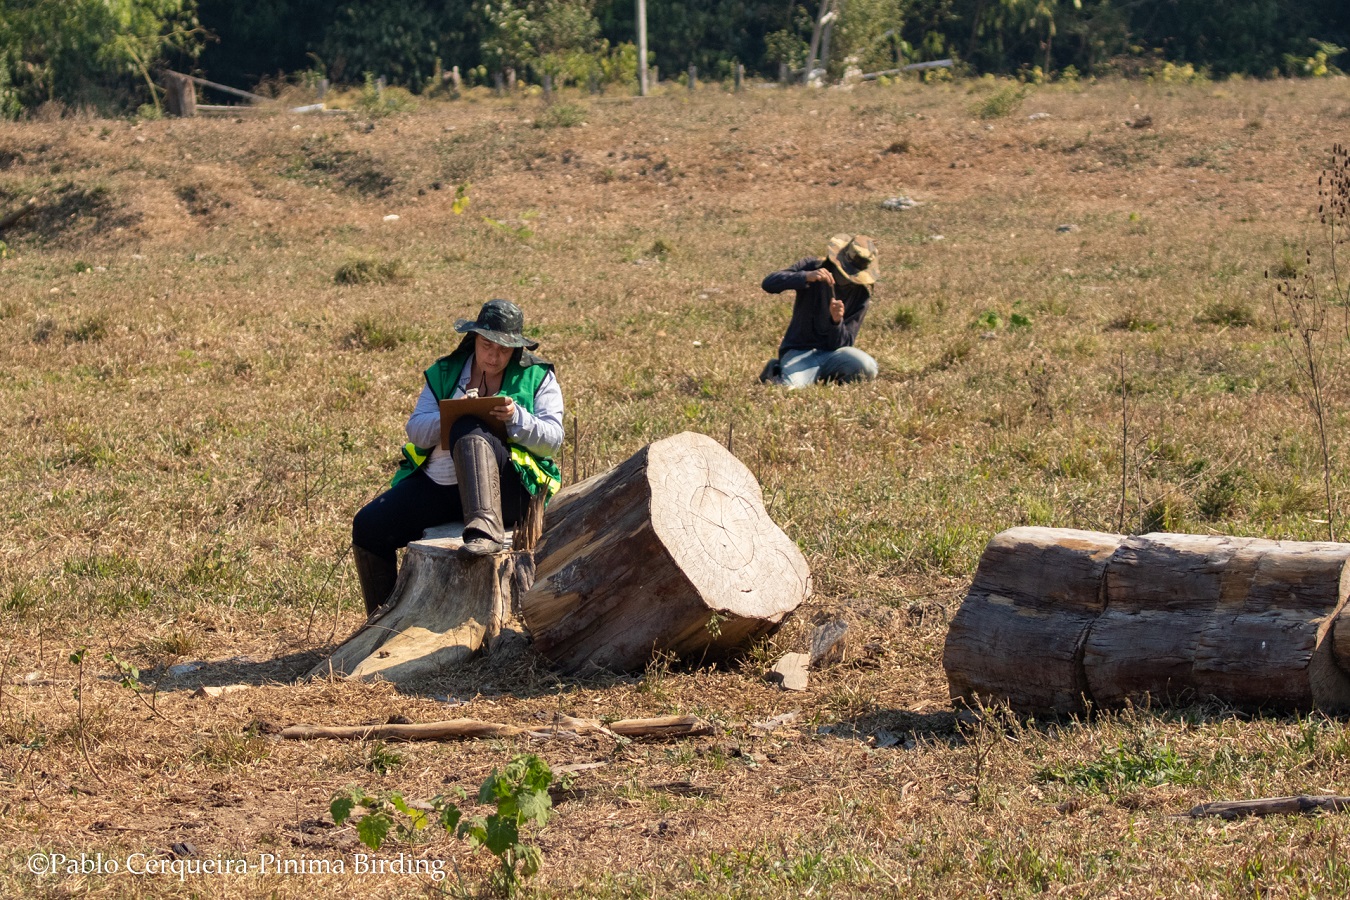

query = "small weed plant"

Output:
[[974, 83, 1028, 119], [332, 753, 554, 896], [1038, 737, 1195, 794]]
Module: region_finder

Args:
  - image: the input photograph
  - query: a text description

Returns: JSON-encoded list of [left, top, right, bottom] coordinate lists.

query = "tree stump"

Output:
[[162, 72, 197, 117], [521, 431, 810, 674], [308, 524, 528, 683], [944, 528, 1350, 714]]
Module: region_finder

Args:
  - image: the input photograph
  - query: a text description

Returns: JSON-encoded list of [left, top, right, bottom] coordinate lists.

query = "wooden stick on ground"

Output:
[[1187, 795, 1350, 819], [280, 714, 712, 743], [0, 198, 38, 232]]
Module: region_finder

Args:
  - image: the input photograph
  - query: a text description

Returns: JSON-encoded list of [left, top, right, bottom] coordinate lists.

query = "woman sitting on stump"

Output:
[[351, 299, 563, 615]]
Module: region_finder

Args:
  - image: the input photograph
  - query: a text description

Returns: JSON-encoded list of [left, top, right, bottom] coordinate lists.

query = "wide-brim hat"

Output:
[[454, 298, 538, 349], [826, 234, 879, 286]]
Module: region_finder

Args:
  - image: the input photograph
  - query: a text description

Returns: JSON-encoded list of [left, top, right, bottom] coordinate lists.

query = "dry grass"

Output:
[[3, 75, 1350, 897]]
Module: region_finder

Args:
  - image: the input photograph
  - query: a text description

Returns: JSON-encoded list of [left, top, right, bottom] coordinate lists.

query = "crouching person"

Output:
[[759, 234, 880, 388]]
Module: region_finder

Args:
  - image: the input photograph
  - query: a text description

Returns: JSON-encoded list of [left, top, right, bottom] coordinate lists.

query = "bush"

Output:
[[536, 101, 587, 128], [341, 316, 410, 351], [973, 83, 1028, 119], [334, 257, 409, 285], [354, 74, 417, 117]]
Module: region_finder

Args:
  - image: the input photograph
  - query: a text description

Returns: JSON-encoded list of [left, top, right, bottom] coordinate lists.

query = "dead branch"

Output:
[[1187, 795, 1350, 819], [0, 198, 38, 233], [279, 713, 711, 743]]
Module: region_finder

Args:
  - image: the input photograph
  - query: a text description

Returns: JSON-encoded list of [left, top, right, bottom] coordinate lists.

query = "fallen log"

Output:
[[306, 525, 525, 683], [1187, 795, 1350, 819], [522, 431, 810, 674], [943, 527, 1123, 715], [944, 528, 1350, 714], [0, 197, 38, 233], [280, 714, 712, 742]]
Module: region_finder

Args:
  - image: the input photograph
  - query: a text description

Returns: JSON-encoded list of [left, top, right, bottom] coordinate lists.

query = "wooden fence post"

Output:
[[688, 64, 697, 91], [734, 64, 744, 92]]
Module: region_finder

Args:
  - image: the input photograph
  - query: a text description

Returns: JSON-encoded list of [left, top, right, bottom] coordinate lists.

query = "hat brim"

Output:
[[825, 235, 878, 286], [454, 319, 538, 349], [826, 249, 877, 286]]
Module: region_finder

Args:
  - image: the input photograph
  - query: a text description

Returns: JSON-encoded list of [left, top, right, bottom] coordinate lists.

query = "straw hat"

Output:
[[826, 234, 879, 286]]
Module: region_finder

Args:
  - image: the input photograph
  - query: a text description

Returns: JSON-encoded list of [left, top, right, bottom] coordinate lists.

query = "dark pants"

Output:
[[352, 418, 529, 565]]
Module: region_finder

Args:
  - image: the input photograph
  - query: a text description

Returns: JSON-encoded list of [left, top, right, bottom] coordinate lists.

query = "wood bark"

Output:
[[521, 432, 810, 674], [944, 528, 1350, 714], [1087, 534, 1350, 711], [1187, 795, 1350, 819], [307, 528, 526, 683], [943, 527, 1123, 715], [162, 71, 196, 117]]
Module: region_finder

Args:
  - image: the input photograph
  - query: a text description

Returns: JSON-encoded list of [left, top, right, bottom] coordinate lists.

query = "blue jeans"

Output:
[[779, 347, 878, 389]]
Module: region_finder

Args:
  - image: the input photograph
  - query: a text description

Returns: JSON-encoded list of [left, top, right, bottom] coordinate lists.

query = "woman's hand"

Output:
[[490, 397, 516, 422]]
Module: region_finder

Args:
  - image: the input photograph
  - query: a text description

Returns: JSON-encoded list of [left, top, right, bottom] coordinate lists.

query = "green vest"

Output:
[[390, 339, 562, 500]]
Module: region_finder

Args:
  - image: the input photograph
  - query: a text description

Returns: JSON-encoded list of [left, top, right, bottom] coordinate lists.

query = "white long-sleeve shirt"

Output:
[[405, 354, 564, 486]]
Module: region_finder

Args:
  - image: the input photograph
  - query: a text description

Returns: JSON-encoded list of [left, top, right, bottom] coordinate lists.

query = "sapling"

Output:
[[331, 753, 555, 897]]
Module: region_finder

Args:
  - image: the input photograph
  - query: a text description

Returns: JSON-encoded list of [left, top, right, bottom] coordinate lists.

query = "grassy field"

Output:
[[3, 74, 1350, 898]]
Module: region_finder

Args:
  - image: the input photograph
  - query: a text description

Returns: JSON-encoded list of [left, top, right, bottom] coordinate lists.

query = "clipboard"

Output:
[[439, 396, 510, 450]]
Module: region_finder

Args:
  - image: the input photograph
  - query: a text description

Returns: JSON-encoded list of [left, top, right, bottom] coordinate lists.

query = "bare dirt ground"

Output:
[[3, 75, 1350, 898]]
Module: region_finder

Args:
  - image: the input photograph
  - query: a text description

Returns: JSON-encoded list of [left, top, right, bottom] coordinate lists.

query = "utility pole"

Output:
[[637, 0, 649, 96]]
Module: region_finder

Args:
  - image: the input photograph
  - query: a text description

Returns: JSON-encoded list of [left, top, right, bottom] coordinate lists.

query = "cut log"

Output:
[[307, 525, 525, 683], [944, 528, 1350, 714], [943, 527, 1124, 715], [521, 432, 810, 674], [1087, 534, 1350, 711]]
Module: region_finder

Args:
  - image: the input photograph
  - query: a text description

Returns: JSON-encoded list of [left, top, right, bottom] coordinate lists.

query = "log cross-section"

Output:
[[522, 431, 810, 674]]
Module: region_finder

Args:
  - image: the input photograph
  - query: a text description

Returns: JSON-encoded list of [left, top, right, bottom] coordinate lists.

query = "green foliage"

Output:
[[892, 305, 920, 330], [535, 101, 586, 128], [320, 1, 478, 87], [973, 81, 1028, 119], [0, 0, 203, 117], [1284, 40, 1345, 77], [763, 29, 806, 70], [452, 181, 472, 215], [364, 742, 403, 774], [354, 73, 417, 117], [1197, 300, 1256, 328], [1038, 738, 1195, 793], [828, 0, 911, 79], [330, 787, 429, 850], [341, 315, 411, 350], [332, 753, 554, 895], [334, 257, 409, 285], [461, 754, 554, 894]]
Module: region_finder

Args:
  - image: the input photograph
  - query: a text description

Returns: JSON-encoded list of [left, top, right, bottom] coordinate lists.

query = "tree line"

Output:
[[1, 0, 1347, 117]]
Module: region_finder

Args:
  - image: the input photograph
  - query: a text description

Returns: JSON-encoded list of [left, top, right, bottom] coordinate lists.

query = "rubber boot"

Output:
[[353, 544, 398, 616], [453, 434, 505, 558]]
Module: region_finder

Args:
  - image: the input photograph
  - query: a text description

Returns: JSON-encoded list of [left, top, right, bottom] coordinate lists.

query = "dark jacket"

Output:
[[761, 258, 871, 356]]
